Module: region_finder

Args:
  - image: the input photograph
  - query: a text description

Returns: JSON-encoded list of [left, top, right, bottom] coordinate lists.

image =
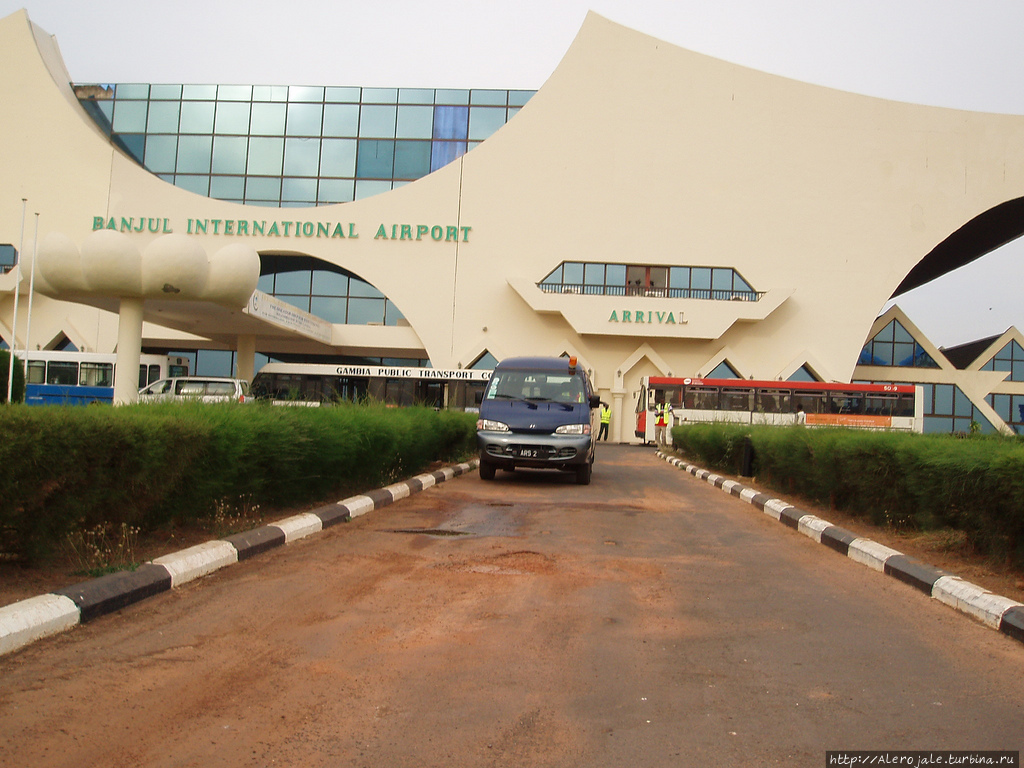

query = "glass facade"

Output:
[[707, 361, 740, 378], [859, 319, 939, 367], [258, 254, 404, 327], [919, 383, 997, 434], [77, 84, 534, 206], [980, 339, 1024, 382], [986, 392, 1024, 434], [539, 261, 761, 301]]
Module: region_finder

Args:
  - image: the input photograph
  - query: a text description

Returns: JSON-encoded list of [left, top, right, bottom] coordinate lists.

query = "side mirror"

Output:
[[589, 395, 601, 409]]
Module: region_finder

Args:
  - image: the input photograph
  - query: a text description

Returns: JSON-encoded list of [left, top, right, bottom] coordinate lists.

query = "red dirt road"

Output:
[[1, 445, 1022, 767]]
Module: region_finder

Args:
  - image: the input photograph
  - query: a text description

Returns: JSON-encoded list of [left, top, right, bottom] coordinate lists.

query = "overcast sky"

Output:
[[3, 0, 1023, 349]]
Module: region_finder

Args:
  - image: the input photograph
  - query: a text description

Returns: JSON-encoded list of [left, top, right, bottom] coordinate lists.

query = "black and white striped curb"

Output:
[[658, 451, 1024, 647], [0, 459, 479, 657]]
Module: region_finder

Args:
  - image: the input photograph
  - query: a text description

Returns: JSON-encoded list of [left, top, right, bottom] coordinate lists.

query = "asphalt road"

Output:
[[1, 444, 1021, 768]]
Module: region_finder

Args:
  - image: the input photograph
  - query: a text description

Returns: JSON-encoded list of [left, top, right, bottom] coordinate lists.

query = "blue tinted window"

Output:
[[356, 140, 395, 178], [435, 89, 470, 105], [310, 296, 348, 324], [176, 135, 212, 173], [708, 361, 740, 378], [321, 139, 357, 176], [350, 278, 384, 298], [468, 107, 507, 140], [282, 178, 317, 203], [145, 135, 177, 173], [253, 85, 288, 102], [325, 86, 360, 103], [354, 180, 392, 200], [430, 140, 467, 172], [397, 105, 433, 139], [247, 137, 284, 175], [113, 100, 148, 132], [313, 271, 349, 296], [433, 106, 468, 140], [250, 102, 286, 134], [563, 262, 584, 284], [360, 105, 397, 138], [399, 89, 434, 104], [218, 84, 252, 101], [115, 84, 149, 99], [348, 298, 386, 324], [209, 175, 245, 200], [318, 178, 354, 203], [179, 101, 215, 133], [245, 176, 282, 201], [287, 103, 323, 136], [150, 84, 181, 100], [362, 88, 398, 104], [174, 175, 210, 196], [284, 138, 321, 176], [393, 141, 431, 179], [606, 264, 626, 286], [289, 85, 324, 103], [182, 85, 217, 100], [212, 136, 248, 174], [147, 101, 180, 132], [323, 104, 359, 137], [215, 101, 251, 134], [471, 90, 506, 106]]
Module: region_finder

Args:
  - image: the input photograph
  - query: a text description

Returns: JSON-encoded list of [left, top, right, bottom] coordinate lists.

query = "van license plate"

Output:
[[516, 447, 545, 459]]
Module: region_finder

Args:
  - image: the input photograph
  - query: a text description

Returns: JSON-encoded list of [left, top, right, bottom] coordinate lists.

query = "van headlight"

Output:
[[477, 419, 510, 432], [555, 423, 590, 435]]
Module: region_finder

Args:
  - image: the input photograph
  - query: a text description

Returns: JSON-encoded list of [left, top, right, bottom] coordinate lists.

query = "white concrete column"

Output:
[[236, 334, 256, 381], [114, 297, 144, 405], [612, 389, 627, 443]]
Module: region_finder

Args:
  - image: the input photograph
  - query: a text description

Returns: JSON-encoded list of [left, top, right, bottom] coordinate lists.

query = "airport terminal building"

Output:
[[2, 9, 1023, 438]]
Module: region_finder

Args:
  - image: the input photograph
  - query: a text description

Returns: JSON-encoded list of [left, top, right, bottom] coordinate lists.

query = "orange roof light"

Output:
[[568, 356, 577, 374]]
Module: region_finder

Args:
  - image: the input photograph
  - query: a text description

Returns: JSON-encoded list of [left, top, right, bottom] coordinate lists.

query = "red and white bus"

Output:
[[635, 377, 923, 440]]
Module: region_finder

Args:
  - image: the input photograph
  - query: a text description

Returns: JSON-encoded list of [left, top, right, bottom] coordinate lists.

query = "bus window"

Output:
[[894, 393, 916, 418], [47, 361, 78, 386], [756, 389, 791, 413], [865, 394, 896, 416], [792, 391, 826, 414], [721, 387, 755, 412], [27, 360, 45, 384], [80, 362, 113, 387], [832, 393, 865, 414], [684, 386, 719, 410]]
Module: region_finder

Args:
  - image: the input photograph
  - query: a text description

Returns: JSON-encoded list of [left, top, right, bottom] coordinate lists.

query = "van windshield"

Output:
[[485, 371, 584, 405]]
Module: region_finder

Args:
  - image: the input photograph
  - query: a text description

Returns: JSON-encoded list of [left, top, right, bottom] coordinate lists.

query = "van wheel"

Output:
[[479, 460, 496, 481], [575, 461, 592, 485]]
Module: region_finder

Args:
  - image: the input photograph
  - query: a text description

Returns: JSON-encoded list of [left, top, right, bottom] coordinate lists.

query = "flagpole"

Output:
[[23, 212, 40, 369], [5, 198, 27, 404]]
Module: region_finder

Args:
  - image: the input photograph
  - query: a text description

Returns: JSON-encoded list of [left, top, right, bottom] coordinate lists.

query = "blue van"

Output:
[[476, 356, 600, 485]]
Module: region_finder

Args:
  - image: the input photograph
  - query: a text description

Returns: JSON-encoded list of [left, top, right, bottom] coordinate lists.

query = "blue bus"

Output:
[[24, 351, 190, 405]]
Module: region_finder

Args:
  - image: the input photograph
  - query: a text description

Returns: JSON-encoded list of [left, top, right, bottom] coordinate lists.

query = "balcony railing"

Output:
[[538, 283, 763, 301]]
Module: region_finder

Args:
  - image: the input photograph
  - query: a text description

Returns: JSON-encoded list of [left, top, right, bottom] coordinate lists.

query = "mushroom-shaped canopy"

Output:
[[37, 231, 88, 294], [37, 232, 260, 310], [81, 229, 142, 296], [141, 234, 210, 298], [203, 243, 261, 307]]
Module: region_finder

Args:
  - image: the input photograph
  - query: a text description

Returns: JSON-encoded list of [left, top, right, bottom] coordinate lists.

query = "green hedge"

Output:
[[671, 423, 1024, 568], [0, 350, 25, 404], [0, 402, 477, 563]]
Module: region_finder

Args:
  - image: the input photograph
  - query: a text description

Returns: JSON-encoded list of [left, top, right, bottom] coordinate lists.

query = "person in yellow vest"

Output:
[[599, 402, 611, 440], [655, 400, 671, 447]]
